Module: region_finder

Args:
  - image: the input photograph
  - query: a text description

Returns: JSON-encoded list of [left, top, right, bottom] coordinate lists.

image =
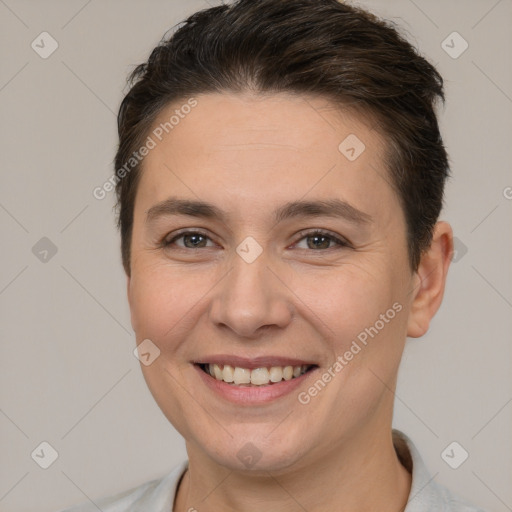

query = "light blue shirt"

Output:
[[58, 430, 485, 511]]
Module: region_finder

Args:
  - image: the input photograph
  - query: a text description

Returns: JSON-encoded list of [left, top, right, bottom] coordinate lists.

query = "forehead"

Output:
[[151, 92, 382, 154], [136, 92, 397, 222]]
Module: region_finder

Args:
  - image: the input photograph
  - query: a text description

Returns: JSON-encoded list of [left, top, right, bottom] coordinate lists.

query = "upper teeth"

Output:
[[206, 364, 309, 386]]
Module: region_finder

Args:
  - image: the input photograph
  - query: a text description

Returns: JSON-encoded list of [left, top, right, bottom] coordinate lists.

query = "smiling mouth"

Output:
[[197, 363, 317, 386]]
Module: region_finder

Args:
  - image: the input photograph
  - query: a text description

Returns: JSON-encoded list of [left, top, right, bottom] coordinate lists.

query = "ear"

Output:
[[407, 221, 453, 338]]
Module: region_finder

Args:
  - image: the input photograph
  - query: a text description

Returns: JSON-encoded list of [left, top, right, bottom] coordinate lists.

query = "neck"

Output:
[[174, 427, 411, 512]]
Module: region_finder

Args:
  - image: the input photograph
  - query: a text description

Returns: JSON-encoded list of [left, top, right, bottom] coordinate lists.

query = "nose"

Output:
[[208, 252, 293, 339]]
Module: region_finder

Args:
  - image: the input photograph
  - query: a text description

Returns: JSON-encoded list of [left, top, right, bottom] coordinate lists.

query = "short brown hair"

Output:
[[115, 0, 449, 276]]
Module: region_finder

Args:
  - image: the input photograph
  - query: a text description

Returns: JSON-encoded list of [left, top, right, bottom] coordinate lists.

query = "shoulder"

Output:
[[393, 430, 487, 512], [56, 461, 188, 512], [435, 484, 488, 512]]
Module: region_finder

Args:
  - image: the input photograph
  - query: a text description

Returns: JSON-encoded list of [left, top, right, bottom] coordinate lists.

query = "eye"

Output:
[[161, 229, 350, 252], [163, 230, 215, 249], [293, 230, 350, 250]]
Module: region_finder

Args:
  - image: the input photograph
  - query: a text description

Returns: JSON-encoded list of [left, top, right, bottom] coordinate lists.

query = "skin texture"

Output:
[[126, 92, 453, 512]]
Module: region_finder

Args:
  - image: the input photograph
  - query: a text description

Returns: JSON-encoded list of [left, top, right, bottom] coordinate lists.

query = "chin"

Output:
[[188, 421, 314, 473]]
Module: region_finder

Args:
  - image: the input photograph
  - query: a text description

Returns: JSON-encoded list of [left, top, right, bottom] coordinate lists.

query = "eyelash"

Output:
[[161, 229, 350, 251], [294, 229, 350, 250]]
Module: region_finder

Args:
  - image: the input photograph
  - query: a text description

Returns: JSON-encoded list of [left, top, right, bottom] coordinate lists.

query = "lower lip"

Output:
[[194, 365, 317, 405]]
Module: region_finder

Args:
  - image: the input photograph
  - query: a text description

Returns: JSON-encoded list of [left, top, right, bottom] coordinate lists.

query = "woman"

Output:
[[61, 0, 485, 510]]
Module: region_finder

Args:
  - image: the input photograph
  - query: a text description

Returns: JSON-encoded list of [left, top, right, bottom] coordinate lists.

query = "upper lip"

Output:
[[193, 355, 317, 370]]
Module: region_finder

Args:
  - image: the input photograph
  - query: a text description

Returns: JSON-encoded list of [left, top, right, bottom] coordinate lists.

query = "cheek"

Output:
[[129, 262, 197, 339], [310, 264, 395, 328], [298, 261, 407, 368]]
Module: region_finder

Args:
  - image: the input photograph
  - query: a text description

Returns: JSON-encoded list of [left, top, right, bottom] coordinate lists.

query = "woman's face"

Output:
[[127, 92, 418, 472]]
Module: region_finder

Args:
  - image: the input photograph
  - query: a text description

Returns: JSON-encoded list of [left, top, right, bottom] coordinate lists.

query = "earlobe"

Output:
[[406, 221, 453, 338]]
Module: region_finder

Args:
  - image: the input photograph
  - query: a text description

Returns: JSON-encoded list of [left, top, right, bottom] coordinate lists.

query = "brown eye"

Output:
[[164, 231, 214, 249], [294, 230, 349, 251], [306, 234, 332, 250]]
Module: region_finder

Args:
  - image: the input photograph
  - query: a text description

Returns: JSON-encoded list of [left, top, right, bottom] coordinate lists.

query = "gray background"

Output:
[[0, 0, 511, 511]]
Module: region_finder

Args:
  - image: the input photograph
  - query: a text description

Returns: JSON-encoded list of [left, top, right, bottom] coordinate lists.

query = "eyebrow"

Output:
[[145, 196, 372, 226]]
